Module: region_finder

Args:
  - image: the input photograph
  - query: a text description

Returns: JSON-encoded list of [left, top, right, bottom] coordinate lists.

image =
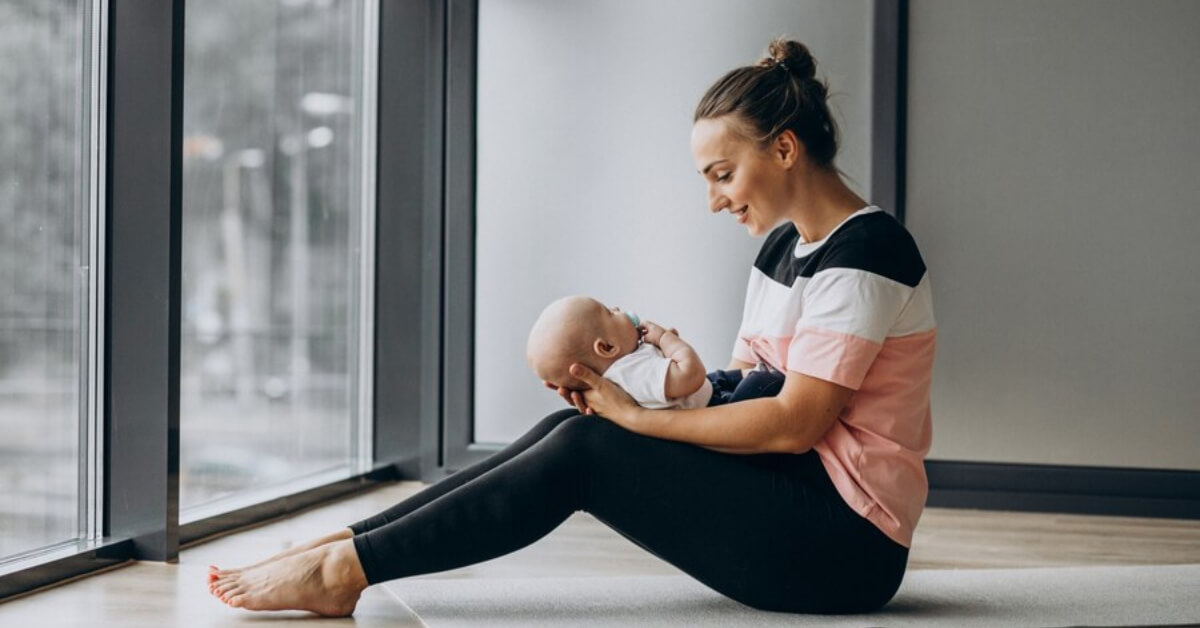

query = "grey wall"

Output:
[[907, 0, 1200, 471], [473, 0, 874, 443]]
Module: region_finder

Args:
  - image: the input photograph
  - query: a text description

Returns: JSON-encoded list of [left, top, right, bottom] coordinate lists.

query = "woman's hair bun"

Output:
[[756, 37, 817, 81], [697, 36, 838, 168]]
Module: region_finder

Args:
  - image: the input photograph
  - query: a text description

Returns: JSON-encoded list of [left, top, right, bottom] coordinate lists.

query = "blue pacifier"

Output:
[[623, 310, 641, 328]]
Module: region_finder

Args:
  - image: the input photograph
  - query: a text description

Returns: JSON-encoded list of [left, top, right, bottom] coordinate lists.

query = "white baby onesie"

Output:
[[602, 342, 712, 410]]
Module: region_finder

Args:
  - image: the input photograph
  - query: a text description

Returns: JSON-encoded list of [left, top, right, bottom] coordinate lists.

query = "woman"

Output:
[[208, 38, 935, 616]]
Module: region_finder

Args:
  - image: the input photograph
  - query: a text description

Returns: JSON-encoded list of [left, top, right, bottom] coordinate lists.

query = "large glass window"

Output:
[[180, 0, 374, 517], [0, 0, 98, 560]]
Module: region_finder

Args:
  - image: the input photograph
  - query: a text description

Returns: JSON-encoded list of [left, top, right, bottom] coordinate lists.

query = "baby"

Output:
[[526, 295, 783, 410]]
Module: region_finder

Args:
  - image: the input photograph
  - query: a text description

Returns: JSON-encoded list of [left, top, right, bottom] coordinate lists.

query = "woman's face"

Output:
[[690, 116, 793, 237]]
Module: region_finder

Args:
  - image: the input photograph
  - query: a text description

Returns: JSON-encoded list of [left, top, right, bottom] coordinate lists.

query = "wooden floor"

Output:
[[2, 480, 1199, 626]]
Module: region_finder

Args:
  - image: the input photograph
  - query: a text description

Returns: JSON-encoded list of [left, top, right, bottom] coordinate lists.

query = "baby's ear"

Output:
[[593, 338, 620, 358]]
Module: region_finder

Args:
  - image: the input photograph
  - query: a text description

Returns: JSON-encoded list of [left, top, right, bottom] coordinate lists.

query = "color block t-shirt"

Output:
[[732, 206, 935, 548]]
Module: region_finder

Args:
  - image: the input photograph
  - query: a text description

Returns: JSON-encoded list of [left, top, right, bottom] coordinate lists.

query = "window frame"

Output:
[[103, 0, 185, 563]]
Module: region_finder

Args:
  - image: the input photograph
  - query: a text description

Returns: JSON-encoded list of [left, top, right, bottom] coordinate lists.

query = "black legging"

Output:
[[349, 403, 910, 614]]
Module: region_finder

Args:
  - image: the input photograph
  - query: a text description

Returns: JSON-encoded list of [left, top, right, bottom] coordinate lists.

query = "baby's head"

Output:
[[526, 295, 642, 390]]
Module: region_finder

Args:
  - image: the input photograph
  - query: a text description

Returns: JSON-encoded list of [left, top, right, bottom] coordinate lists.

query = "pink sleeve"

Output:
[[732, 335, 756, 365], [787, 326, 882, 390]]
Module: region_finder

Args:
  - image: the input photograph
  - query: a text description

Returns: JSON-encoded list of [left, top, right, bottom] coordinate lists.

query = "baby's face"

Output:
[[592, 300, 642, 356]]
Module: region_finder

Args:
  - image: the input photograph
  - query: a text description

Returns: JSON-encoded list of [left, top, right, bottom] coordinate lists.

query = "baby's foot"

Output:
[[208, 539, 367, 616]]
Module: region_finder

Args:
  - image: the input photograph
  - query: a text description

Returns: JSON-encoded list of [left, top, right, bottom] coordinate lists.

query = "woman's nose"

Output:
[[707, 186, 727, 213]]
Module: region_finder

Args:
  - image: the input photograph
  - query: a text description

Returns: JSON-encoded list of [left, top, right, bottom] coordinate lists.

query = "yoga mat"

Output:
[[385, 563, 1200, 627]]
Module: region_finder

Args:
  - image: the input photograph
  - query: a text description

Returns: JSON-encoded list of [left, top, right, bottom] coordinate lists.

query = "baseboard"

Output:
[[926, 459, 1200, 519]]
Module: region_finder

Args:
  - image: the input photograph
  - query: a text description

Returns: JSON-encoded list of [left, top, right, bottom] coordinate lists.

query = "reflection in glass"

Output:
[[181, 0, 370, 515], [0, 0, 92, 560]]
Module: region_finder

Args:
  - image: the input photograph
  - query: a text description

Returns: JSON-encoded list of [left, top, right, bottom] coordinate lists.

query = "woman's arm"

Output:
[[569, 364, 853, 455]]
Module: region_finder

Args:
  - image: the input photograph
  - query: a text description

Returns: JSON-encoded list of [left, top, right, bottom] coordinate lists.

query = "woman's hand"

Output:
[[543, 380, 589, 415], [566, 363, 641, 428]]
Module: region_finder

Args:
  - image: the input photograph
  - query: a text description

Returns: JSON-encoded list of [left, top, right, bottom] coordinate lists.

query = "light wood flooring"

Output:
[[1, 480, 1198, 626]]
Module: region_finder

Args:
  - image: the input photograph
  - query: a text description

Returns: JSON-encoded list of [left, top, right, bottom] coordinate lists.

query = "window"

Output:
[[0, 0, 436, 599], [0, 0, 100, 561], [180, 0, 376, 518]]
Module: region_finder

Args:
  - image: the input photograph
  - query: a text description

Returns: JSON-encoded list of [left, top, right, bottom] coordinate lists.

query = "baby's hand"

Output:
[[639, 321, 678, 346]]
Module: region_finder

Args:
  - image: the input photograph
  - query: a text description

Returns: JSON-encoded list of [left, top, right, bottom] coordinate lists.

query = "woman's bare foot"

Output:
[[208, 539, 368, 616], [207, 528, 354, 582]]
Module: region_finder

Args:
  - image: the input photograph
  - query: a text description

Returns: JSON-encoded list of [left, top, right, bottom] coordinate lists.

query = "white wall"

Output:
[[473, 0, 874, 442], [907, 0, 1200, 470]]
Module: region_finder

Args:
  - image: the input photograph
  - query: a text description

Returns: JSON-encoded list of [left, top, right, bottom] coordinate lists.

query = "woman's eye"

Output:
[[716, 173, 731, 182]]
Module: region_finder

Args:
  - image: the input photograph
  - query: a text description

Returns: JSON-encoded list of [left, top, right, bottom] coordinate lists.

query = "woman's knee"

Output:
[[551, 412, 613, 439], [519, 408, 585, 445], [542, 414, 630, 463], [535, 407, 583, 432]]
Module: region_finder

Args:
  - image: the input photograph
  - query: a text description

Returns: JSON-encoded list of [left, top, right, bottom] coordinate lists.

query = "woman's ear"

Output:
[[773, 129, 803, 169], [593, 338, 620, 359]]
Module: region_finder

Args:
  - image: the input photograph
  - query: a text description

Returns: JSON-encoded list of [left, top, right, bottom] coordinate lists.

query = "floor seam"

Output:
[[379, 582, 430, 627]]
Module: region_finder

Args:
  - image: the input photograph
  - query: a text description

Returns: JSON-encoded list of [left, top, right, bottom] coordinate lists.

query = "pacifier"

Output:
[[623, 310, 641, 328]]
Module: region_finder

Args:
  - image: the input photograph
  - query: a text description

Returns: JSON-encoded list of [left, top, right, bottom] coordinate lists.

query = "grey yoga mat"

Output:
[[384, 563, 1200, 627]]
